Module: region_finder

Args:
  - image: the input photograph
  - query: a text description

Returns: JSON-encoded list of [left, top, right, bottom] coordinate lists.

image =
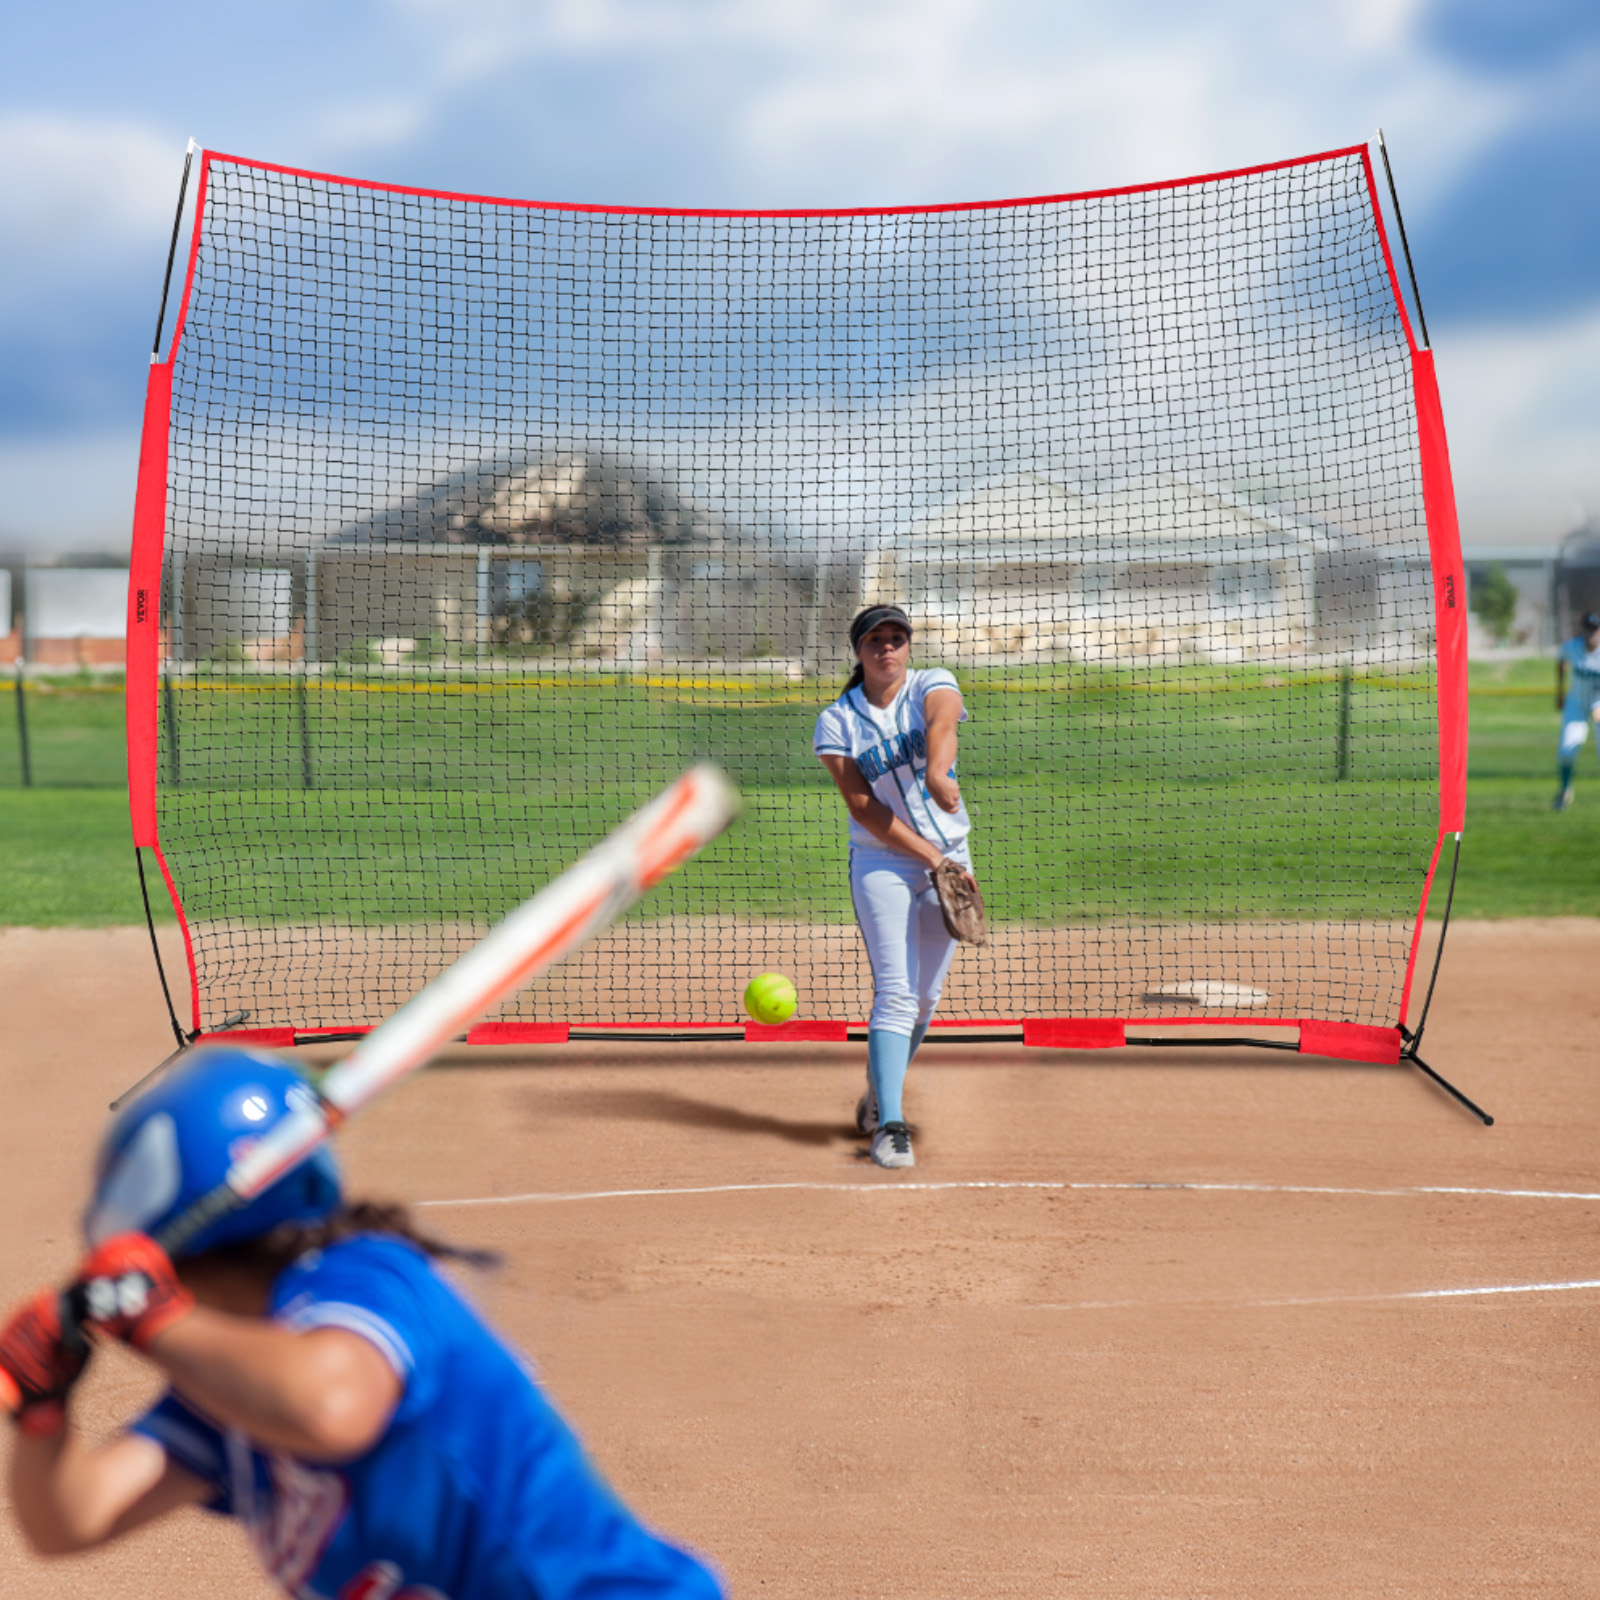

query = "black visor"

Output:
[[850, 605, 913, 651]]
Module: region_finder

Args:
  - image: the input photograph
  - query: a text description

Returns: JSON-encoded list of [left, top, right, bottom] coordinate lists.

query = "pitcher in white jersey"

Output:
[[813, 604, 981, 1169]]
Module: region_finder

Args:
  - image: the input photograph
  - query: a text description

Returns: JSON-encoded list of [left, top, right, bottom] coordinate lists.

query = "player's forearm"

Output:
[[851, 795, 945, 867], [924, 718, 958, 787], [10, 1427, 81, 1552], [9, 1427, 144, 1553], [146, 1313, 392, 1461]]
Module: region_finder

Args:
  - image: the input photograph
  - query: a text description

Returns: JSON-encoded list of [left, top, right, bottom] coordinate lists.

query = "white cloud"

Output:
[[311, 98, 432, 155], [0, 113, 181, 268], [369, 0, 1514, 207], [5, 0, 1598, 555]]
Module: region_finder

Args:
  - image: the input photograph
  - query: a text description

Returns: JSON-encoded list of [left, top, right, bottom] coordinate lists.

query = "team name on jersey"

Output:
[[857, 728, 926, 782]]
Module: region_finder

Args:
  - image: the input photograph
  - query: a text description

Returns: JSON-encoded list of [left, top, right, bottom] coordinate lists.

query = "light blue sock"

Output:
[[1560, 760, 1575, 791], [908, 1018, 931, 1061], [868, 1028, 913, 1126]]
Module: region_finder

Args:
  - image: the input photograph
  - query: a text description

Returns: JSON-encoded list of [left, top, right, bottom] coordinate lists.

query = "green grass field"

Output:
[[1, 659, 1596, 925]]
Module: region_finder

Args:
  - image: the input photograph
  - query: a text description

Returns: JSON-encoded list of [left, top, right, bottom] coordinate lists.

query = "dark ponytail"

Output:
[[843, 662, 864, 691], [188, 1197, 501, 1276]]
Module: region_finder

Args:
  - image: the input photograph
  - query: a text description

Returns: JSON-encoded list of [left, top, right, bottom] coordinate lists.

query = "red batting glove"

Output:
[[70, 1233, 195, 1350], [0, 1288, 91, 1438]]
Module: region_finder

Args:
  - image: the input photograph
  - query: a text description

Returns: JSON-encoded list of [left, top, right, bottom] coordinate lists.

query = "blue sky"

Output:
[[1, 0, 1596, 548]]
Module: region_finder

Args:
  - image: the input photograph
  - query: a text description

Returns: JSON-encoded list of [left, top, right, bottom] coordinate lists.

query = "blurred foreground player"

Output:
[[1554, 611, 1600, 810], [1, 1048, 723, 1600]]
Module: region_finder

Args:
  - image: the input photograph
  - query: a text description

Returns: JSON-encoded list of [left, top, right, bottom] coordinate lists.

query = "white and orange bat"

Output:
[[157, 763, 739, 1254]]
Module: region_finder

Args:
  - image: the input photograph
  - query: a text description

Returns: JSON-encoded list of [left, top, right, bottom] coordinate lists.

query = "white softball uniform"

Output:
[[848, 842, 968, 1034], [1559, 637, 1600, 757], [815, 670, 973, 1036], [812, 669, 971, 853]]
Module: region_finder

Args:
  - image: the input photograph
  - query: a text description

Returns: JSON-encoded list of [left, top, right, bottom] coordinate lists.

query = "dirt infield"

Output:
[[1, 920, 1597, 1598]]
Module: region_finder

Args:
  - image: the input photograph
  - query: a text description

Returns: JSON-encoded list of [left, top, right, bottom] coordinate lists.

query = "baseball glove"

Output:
[[931, 859, 987, 946]]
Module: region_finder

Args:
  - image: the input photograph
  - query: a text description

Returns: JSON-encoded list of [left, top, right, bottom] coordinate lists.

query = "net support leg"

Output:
[[110, 1003, 253, 1110], [1403, 1047, 1492, 1126], [1395, 834, 1486, 1119], [110, 1041, 189, 1112]]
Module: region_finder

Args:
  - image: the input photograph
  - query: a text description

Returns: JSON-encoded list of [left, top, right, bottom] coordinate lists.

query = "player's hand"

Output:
[[925, 769, 961, 813], [0, 1288, 92, 1437], [68, 1233, 195, 1351]]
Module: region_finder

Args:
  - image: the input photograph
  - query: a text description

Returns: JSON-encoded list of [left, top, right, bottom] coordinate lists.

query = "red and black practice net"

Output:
[[125, 143, 1467, 1070]]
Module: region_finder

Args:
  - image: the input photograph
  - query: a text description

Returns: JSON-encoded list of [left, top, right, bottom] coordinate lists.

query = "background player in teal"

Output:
[[814, 604, 980, 1170], [0, 1048, 724, 1600], [1554, 611, 1600, 810]]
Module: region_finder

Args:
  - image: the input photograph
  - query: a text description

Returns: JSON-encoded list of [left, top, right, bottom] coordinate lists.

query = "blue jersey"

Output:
[[132, 1235, 722, 1600], [1561, 637, 1600, 723]]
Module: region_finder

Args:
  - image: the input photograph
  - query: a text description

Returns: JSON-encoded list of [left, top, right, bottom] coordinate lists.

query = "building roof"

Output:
[[874, 472, 1345, 565], [327, 449, 726, 549]]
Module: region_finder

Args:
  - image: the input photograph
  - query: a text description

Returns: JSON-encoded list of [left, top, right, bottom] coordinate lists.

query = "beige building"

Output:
[[861, 474, 1431, 666]]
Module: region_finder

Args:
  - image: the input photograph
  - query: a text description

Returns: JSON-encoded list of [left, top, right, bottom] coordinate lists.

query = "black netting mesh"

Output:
[[152, 150, 1440, 1032]]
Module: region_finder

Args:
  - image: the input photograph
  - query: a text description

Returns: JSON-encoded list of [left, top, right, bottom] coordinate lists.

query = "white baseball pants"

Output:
[[848, 840, 970, 1036]]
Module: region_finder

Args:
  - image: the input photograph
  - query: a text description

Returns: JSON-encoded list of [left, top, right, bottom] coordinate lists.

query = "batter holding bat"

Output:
[[814, 604, 986, 1170], [0, 1049, 724, 1599], [0, 770, 736, 1600]]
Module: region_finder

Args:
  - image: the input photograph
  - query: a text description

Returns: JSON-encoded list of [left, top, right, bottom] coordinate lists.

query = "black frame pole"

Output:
[[153, 139, 197, 358], [1375, 129, 1431, 350], [298, 663, 315, 789], [162, 673, 182, 787], [136, 848, 187, 1053], [1335, 663, 1352, 781], [1407, 832, 1461, 1056], [1399, 835, 1489, 1123], [13, 661, 30, 788]]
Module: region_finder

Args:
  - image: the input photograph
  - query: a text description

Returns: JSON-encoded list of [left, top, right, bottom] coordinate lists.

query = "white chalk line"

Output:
[[417, 1177, 1600, 1209], [1025, 1280, 1600, 1312], [416, 1179, 1600, 1310]]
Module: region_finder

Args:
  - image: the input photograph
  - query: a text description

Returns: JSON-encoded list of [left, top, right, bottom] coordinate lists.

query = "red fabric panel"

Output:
[[205, 144, 1365, 223], [1414, 351, 1468, 834], [202, 1027, 298, 1048], [126, 361, 173, 848], [1298, 1021, 1404, 1065], [465, 1022, 571, 1045], [744, 1021, 852, 1042], [1022, 1019, 1127, 1049]]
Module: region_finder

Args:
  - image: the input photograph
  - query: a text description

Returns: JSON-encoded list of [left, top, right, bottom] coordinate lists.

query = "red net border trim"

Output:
[[131, 141, 1463, 1047], [192, 141, 1371, 225], [199, 1019, 1404, 1067]]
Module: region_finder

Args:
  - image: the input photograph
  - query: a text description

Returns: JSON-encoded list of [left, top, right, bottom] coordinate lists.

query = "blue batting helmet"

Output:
[[84, 1046, 342, 1256]]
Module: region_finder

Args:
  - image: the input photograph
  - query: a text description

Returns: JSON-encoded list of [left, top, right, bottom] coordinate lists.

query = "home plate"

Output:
[[1142, 980, 1270, 1008]]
